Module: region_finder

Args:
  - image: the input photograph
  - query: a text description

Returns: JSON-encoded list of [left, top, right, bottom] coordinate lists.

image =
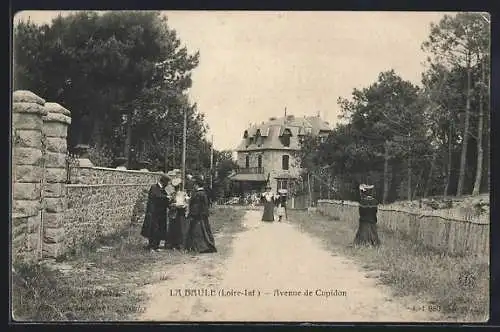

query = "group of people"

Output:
[[140, 172, 217, 254], [258, 182, 381, 248], [260, 185, 288, 222], [140, 175, 380, 251]]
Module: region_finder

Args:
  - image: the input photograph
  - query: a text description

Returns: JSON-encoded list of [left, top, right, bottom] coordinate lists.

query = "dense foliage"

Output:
[[14, 11, 237, 193]]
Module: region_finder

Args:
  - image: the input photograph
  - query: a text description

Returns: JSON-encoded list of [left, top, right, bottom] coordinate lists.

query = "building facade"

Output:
[[230, 114, 331, 194]]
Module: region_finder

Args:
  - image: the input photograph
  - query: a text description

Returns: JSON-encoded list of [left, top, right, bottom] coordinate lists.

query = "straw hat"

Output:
[[359, 184, 374, 192], [167, 169, 181, 178]]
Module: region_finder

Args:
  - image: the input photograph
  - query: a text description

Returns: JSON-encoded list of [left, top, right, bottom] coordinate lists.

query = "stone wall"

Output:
[[12, 90, 164, 262], [12, 91, 48, 263], [317, 200, 489, 258], [70, 166, 162, 185], [64, 167, 162, 250], [42, 102, 71, 259]]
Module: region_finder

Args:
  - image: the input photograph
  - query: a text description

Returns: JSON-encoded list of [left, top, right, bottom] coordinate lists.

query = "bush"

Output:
[[88, 145, 114, 167]]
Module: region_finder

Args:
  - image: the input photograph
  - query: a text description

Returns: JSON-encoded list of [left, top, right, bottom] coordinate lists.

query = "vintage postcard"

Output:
[[11, 10, 490, 323]]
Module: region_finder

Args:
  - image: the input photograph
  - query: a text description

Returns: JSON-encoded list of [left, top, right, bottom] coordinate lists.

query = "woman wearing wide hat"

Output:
[[260, 184, 276, 222], [353, 183, 381, 247]]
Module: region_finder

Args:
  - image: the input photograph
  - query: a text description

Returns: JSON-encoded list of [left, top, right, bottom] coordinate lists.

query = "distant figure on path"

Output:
[[261, 185, 276, 222], [276, 189, 288, 222], [141, 175, 172, 251], [353, 184, 381, 247], [166, 177, 188, 250], [185, 175, 217, 253]]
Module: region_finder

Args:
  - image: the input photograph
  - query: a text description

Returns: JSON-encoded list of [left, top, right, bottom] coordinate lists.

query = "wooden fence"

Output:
[[317, 200, 489, 258]]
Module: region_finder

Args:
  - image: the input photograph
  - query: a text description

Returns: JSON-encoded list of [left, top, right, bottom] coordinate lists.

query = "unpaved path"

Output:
[[139, 210, 443, 322]]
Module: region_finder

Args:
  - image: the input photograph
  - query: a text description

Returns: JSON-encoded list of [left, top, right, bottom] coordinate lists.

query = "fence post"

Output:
[[12, 91, 47, 263], [42, 102, 71, 259]]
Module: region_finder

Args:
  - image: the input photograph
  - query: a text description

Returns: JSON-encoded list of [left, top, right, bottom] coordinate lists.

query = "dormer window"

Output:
[[280, 128, 292, 147], [255, 129, 263, 147], [243, 130, 248, 138]]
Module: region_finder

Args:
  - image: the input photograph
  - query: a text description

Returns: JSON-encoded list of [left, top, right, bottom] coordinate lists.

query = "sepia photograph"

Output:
[[11, 10, 490, 323]]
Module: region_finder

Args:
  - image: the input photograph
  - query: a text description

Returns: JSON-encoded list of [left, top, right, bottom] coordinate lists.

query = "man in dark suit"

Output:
[[141, 174, 172, 251]]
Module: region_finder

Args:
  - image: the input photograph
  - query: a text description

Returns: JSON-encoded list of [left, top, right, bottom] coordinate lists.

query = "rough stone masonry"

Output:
[[42, 102, 71, 259], [12, 91, 48, 262]]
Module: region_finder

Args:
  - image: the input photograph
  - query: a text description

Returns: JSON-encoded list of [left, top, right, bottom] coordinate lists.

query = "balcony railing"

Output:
[[237, 167, 265, 174]]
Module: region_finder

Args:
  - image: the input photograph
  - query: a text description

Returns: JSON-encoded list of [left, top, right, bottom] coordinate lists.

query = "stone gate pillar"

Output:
[[42, 102, 71, 258], [12, 91, 47, 263]]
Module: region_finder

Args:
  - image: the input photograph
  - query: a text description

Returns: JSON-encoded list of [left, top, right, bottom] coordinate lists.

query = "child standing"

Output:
[[276, 189, 287, 222]]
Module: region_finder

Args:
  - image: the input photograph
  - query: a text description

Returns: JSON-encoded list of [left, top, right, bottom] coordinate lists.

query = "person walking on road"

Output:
[[276, 189, 288, 222], [261, 185, 276, 222], [353, 183, 381, 247]]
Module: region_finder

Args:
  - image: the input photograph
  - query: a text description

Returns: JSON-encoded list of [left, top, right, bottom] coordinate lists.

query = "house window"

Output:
[[282, 155, 289, 170], [277, 179, 288, 190], [257, 155, 262, 169], [256, 130, 264, 147], [280, 128, 292, 147], [245, 155, 250, 168]]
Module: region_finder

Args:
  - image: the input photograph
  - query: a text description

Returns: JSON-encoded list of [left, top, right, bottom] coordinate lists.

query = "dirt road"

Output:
[[139, 210, 443, 322]]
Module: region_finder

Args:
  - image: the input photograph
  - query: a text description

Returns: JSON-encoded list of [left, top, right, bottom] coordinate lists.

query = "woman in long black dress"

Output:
[[261, 185, 276, 222], [185, 176, 217, 253], [353, 184, 381, 247]]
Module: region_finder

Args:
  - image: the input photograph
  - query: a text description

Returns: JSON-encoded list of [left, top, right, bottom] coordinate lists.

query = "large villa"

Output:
[[229, 114, 332, 195]]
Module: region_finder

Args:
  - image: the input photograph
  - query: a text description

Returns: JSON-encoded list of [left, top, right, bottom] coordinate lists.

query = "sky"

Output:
[[13, 10, 455, 151]]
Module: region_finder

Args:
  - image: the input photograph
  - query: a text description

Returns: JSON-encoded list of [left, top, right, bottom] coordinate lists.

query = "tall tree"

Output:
[[422, 12, 489, 196], [472, 15, 490, 195], [13, 11, 201, 167]]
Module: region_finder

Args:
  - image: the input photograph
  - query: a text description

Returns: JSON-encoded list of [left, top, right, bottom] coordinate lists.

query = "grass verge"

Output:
[[288, 210, 489, 322], [12, 207, 246, 322]]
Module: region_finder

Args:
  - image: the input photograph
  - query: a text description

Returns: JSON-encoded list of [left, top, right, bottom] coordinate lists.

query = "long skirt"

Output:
[[167, 209, 187, 249], [262, 201, 274, 222], [353, 221, 380, 247], [185, 215, 217, 253]]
